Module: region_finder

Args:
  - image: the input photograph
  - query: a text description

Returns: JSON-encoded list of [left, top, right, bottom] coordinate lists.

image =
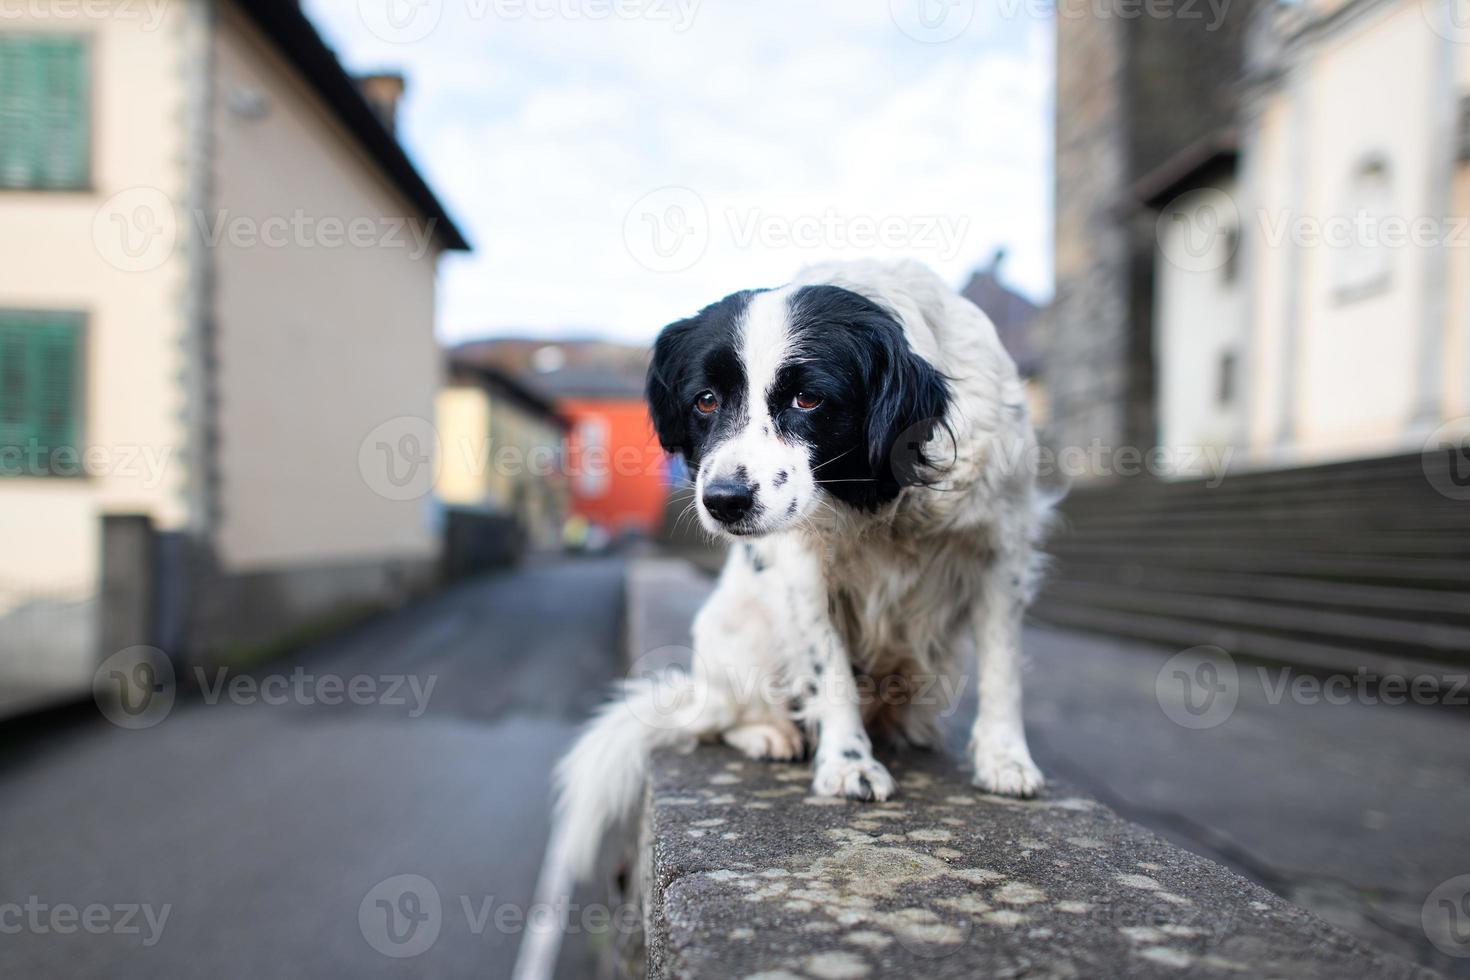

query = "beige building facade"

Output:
[[1153, 0, 1468, 470], [0, 1, 468, 710]]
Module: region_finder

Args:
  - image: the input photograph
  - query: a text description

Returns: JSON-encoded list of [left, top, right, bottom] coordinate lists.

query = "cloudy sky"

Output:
[[302, 0, 1054, 346]]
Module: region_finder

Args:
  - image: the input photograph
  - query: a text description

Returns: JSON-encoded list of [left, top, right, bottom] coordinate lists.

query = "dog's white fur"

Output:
[[554, 260, 1051, 878]]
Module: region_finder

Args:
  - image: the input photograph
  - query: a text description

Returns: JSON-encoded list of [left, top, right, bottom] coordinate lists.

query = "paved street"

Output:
[[0, 557, 625, 980], [1016, 624, 1470, 978]]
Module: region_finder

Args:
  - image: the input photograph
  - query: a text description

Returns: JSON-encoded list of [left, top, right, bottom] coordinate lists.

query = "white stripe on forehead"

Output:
[[737, 287, 797, 417]]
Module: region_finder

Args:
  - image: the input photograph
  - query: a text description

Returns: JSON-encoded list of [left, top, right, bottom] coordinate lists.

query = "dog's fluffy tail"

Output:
[[553, 669, 727, 880]]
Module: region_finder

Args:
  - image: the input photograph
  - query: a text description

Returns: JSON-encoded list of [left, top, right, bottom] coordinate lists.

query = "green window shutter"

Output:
[[32, 314, 81, 461], [0, 311, 83, 476], [0, 36, 89, 190], [0, 318, 33, 451]]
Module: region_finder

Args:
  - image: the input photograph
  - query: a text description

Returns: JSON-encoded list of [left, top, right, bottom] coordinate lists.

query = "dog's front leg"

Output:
[[783, 547, 895, 802], [969, 542, 1045, 797]]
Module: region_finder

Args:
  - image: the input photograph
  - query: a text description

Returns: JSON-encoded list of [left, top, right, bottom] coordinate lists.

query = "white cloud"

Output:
[[304, 0, 1054, 344]]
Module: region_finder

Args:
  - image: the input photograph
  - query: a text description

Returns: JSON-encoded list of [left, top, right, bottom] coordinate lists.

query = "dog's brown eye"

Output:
[[695, 391, 720, 414], [793, 392, 823, 411]]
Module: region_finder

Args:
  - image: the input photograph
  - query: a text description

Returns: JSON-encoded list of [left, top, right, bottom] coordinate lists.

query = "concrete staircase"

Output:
[[1032, 451, 1470, 681]]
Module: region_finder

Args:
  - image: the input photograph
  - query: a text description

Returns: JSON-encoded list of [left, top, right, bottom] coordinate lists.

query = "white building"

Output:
[[1149, 0, 1468, 470]]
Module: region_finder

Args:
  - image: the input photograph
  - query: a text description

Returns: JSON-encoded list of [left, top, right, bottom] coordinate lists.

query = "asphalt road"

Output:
[[0, 557, 626, 980], [1014, 624, 1470, 979]]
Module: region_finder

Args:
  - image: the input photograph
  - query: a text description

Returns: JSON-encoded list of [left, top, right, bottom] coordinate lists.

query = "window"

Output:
[[0, 311, 84, 476], [1221, 225, 1241, 284], [1217, 350, 1238, 407], [1333, 156, 1394, 302], [0, 36, 90, 190]]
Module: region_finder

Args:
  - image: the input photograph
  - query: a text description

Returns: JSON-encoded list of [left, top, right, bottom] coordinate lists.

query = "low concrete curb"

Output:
[[622, 558, 1434, 979]]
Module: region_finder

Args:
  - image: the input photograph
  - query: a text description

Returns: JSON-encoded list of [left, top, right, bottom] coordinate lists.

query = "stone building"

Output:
[[1047, 0, 1263, 462]]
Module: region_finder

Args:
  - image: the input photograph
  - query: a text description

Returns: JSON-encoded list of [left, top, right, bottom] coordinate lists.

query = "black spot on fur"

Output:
[[842, 748, 862, 760], [743, 544, 768, 573], [773, 469, 788, 488]]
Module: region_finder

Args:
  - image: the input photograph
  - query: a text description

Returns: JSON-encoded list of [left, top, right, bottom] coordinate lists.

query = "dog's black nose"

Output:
[[702, 479, 757, 525]]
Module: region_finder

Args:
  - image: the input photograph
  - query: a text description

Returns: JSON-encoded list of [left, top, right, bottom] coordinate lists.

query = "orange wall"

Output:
[[559, 398, 669, 535]]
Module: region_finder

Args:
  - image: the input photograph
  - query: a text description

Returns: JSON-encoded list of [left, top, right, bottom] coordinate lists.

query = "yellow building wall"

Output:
[[436, 386, 490, 507]]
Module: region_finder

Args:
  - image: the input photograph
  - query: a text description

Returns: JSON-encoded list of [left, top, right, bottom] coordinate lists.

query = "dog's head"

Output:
[[647, 283, 951, 538]]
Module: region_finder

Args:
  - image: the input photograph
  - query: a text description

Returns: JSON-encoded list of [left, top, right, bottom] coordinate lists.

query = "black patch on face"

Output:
[[774, 285, 952, 510], [743, 543, 768, 573], [773, 469, 788, 488], [646, 289, 763, 467]]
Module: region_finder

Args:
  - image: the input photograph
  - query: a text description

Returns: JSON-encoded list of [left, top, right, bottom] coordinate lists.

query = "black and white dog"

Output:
[[555, 260, 1051, 877]]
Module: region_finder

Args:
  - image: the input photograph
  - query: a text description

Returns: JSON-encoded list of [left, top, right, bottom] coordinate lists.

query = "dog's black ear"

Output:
[[866, 333, 952, 492], [645, 315, 699, 458]]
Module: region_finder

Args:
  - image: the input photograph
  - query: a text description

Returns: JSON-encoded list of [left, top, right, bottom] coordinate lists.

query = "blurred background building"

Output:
[[0, 2, 468, 715], [449, 338, 669, 545], [1036, 0, 1470, 690], [436, 361, 570, 552]]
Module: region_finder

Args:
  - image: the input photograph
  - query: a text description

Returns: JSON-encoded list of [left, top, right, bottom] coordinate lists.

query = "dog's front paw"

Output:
[[812, 751, 895, 802], [723, 721, 804, 761], [971, 739, 1044, 798]]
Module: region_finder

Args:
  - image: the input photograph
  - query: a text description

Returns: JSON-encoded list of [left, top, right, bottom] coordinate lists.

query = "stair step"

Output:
[[1041, 581, 1470, 660], [1028, 601, 1466, 688], [1050, 562, 1470, 623], [1045, 541, 1470, 589]]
